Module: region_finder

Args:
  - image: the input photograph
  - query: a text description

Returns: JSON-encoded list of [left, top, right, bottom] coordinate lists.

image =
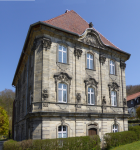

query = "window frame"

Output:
[[86, 84, 97, 105], [58, 83, 67, 103], [112, 124, 118, 133], [85, 51, 96, 71], [109, 59, 117, 75], [88, 87, 95, 105], [111, 90, 117, 106], [57, 42, 69, 64], [58, 125, 67, 138]]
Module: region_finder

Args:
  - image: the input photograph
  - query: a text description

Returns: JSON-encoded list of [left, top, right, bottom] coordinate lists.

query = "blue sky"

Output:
[[0, 0, 139, 92]]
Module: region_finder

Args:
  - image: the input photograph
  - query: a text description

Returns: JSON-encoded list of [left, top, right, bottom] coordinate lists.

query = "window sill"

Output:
[[58, 101, 67, 104], [57, 62, 70, 65], [87, 104, 95, 105], [86, 68, 96, 71], [109, 73, 117, 76]]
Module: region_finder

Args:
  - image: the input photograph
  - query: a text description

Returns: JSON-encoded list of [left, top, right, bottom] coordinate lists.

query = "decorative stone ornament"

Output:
[[43, 103, 48, 107], [89, 22, 93, 28], [42, 38, 52, 50], [114, 117, 117, 125], [32, 37, 52, 51], [61, 117, 65, 125], [76, 93, 81, 102], [84, 77, 98, 88], [99, 54, 106, 65], [102, 96, 106, 105], [42, 89, 49, 100], [120, 61, 126, 70], [123, 98, 127, 105], [54, 72, 72, 83], [108, 82, 120, 92], [74, 48, 83, 59]]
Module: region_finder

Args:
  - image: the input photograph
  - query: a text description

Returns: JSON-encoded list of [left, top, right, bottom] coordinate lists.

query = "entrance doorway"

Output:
[[88, 128, 97, 136]]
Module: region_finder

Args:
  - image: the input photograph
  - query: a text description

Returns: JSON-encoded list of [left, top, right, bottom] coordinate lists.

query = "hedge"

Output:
[[104, 131, 137, 149], [129, 126, 140, 139], [3, 135, 101, 150]]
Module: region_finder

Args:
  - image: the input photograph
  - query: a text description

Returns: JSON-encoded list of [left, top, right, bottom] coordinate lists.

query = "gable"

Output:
[[43, 10, 119, 49]]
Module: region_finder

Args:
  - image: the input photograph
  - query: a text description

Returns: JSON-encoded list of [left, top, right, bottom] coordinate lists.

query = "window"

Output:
[[110, 60, 115, 74], [87, 53, 94, 69], [137, 99, 139, 103], [88, 87, 95, 105], [111, 91, 117, 106], [131, 100, 133, 104], [58, 45, 67, 63], [58, 83, 67, 103], [112, 124, 118, 133], [58, 126, 67, 138]]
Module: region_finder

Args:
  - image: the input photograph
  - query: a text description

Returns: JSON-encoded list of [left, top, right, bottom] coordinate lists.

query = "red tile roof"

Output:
[[127, 92, 140, 101], [43, 10, 119, 49]]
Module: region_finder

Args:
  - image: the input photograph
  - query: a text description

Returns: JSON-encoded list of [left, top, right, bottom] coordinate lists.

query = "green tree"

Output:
[[0, 89, 15, 131], [136, 106, 140, 119], [0, 107, 9, 135]]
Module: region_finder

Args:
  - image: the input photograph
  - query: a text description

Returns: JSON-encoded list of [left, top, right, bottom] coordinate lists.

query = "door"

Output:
[[88, 128, 97, 136]]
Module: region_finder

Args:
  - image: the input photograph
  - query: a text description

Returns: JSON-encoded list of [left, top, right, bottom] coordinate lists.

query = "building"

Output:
[[12, 10, 130, 142], [127, 92, 140, 117]]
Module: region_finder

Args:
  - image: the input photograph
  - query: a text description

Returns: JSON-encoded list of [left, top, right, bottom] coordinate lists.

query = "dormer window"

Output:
[[58, 45, 67, 63], [110, 60, 115, 75]]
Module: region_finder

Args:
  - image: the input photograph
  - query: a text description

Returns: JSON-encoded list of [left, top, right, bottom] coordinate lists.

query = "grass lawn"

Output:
[[111, 140, 140, 150]]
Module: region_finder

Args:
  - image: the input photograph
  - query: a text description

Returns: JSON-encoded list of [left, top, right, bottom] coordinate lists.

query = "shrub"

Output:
[[129, 126, 140, 139], [3, 135, 101, 150], [104, 131, 137, 149], [0, 107, 9, 135]]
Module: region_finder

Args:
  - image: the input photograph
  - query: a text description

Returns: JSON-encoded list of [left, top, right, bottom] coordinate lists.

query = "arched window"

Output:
[[58, 83, 67, 103], [112, 124, 118, 133], [58, 126, 67, 138], [87, 53, 94, 69], [58, 45, 67, 63], [110, 60, 115, 74], [88, 87, 95, 105], [111, 91, 117, 106]]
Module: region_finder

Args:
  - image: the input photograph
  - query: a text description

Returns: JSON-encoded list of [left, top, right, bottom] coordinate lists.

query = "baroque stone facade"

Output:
[[12, 10, 130, 145]]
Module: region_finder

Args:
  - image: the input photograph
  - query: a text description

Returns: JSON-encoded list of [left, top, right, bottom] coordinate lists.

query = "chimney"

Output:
[[65, 9, 70, 13]]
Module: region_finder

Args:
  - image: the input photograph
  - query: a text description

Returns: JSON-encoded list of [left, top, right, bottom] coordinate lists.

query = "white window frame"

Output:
[[58, 126, 67, 138], [58, 83, 67, 103], [111, 91, 117, 106], [58, 45, 67, 63], [88, 87, 95, 105], [131, 100, 133, 104], [113, 124, 118, 133], [110, 60, 115, 75], [87, 53, 94, 70]]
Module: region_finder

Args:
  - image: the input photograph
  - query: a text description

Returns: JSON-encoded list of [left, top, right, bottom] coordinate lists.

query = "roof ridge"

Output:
[[44, 10, 72, 23], [127, 91, 140, 97], [71, 10, 89, 25]]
